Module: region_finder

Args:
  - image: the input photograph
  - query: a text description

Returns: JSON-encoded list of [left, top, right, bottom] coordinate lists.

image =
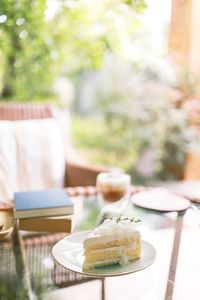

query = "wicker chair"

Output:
[[0, 103, 106, 299], [0, 102, 110, 188]]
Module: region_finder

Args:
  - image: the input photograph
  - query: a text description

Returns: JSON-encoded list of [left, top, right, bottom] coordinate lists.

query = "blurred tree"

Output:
[[0, 0, 54, 100], [77, 54, 200, 182], [0, 0, 146, 101]]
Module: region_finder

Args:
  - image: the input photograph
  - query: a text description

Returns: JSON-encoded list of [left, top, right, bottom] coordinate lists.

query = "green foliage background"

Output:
[[0, 0, 147, 101], [0, 0, 52, 100], [72, 116, 139, 171]]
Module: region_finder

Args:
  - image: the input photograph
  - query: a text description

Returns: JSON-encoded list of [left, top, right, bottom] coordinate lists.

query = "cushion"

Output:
[[0, 119, 66, 202]]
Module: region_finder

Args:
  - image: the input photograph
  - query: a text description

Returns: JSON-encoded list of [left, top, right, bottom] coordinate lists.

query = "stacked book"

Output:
[[13, 189, 73, 233]]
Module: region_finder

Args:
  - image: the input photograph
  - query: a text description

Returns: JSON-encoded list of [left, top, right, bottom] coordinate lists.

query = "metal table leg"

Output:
[[12, 220, 35, 300]]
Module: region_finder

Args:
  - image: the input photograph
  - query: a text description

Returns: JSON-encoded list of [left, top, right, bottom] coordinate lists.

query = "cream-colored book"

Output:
[[19, 215, 72, 233]]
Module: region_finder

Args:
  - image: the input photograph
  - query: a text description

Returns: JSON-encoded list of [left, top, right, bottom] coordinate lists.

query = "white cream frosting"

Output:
[[91, 218, 140, 238]]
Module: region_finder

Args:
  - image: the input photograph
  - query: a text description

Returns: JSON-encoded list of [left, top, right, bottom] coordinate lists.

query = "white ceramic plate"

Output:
[[132, 188, 191, 212], [52, 230, 156, 277]]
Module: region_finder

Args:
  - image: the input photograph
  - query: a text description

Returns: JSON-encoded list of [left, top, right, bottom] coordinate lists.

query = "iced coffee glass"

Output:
[[96, 172, 131, 224], [97, 172, 131, 204]]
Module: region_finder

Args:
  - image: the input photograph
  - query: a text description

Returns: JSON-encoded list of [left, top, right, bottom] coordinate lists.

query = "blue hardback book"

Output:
[[14, 188, 74, 219]]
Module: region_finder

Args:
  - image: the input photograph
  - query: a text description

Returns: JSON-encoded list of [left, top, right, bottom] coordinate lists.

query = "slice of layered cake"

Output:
[[83, 216, 141, 270]]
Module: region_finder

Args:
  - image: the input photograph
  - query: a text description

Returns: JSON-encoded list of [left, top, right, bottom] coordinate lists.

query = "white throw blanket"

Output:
[[0, 119, 66, 202]]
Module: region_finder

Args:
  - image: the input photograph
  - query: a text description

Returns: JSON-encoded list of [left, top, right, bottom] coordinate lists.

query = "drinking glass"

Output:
[[96, 172, 131, 223]]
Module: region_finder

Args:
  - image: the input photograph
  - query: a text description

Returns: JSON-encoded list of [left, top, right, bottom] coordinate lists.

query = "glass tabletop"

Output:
[[72, 193, 179, 232], [0, 189, 199, 300]]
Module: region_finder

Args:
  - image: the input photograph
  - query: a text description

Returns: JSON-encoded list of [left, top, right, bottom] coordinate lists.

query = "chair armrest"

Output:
[[64, 161, 115, 187]]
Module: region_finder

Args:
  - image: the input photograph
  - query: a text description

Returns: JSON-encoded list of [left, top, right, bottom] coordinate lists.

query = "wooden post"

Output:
[[169, 0, 200, 73], [170, 0, 200, 180]]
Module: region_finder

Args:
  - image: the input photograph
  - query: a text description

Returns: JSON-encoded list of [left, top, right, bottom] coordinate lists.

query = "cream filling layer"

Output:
[[83, 243, 141, 269], [84, 231, 140, 249], [84, 242, 141, 263]]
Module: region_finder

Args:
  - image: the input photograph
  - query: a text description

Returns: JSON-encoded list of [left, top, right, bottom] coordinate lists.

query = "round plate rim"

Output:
[[131, 192, 191, 212], [52, 230, 156, 278]]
